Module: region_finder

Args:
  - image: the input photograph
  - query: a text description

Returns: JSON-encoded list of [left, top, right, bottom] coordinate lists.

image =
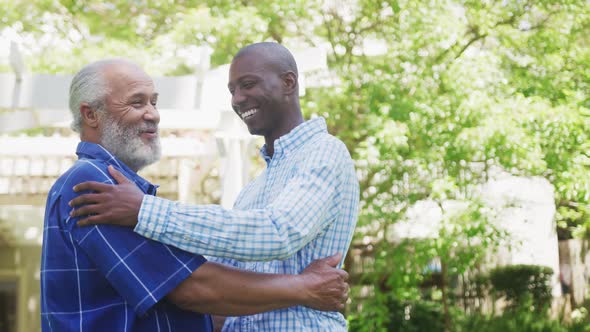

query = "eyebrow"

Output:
[[128, 92, 159, 100], [228, 75, 260, 89]]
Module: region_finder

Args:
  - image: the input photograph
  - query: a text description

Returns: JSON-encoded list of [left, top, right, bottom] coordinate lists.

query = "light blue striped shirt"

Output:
[[136, 117, 359, 331]]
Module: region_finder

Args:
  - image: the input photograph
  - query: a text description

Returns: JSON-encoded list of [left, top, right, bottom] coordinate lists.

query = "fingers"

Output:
[[324, 252, 343, 267], [76, 217, 92, 227], [69, 203, 101, 218], [344, 282, 350, 300], [108, 165, 131, 184], [326, 281, 348, 311], [72, 181, 112, 193], [342, 279, 350, 308], [77, 215, 106, 227], [337, 282, 350, 310], [339, 286, 349, 309], [68, 193, 103, 208], [340, 269, 349, 282]]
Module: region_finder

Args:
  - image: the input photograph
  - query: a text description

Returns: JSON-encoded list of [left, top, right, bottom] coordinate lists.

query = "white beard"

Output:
[[99, 114, 161, 171]]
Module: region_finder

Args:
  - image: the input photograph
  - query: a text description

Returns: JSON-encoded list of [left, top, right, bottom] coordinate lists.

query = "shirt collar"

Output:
[[260, 117, 327, 162], [76, 141, 158, 195]]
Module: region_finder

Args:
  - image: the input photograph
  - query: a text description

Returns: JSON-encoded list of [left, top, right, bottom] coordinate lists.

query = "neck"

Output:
[[80, 129, 100, 145], [264, 137, 276, 158], [263, 113, 304, 158]]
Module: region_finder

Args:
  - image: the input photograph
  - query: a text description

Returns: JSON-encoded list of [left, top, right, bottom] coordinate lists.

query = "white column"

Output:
[[215, 110, 253, 209], [220, 138, 244, 208], [10, 41, 25, 109]]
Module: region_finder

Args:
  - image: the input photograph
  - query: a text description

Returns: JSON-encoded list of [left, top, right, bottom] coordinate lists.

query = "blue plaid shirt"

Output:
[[41, 142, 212, 332], [136, 117, 359, 331]]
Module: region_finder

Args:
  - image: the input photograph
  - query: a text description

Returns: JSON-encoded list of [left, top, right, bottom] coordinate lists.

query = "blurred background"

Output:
[[0, 1, 589, 331]]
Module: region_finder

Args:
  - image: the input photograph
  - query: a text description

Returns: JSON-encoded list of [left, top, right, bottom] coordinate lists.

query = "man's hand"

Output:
[[299, 253, 349, 311], [69, 165, 143, 227]]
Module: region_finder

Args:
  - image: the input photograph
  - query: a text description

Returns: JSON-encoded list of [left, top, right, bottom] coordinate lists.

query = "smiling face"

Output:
[[228, 51, 289, 139], [98, 63, 161, 171]]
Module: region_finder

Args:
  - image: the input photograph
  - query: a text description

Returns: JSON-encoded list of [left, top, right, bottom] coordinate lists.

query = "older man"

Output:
[[70, 43, 359, 331], [40, 58, 348, 332]]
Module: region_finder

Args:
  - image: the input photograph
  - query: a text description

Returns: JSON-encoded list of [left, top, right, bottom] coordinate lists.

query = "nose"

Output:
[[143, 103, 160, 124], [231, 88, 246, 111]]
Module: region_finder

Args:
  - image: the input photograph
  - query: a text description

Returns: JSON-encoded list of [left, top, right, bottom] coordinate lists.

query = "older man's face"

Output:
[[98, 63, 161, 171]]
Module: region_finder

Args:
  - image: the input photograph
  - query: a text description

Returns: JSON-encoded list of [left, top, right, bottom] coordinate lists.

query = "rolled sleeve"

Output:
[[135, 194, 172, 240]]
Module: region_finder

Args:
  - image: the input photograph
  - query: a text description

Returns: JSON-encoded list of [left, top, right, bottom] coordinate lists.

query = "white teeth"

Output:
[[241, 108, 258, 119]]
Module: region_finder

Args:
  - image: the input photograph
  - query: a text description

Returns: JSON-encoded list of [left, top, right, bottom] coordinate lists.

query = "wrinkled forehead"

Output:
[[104, 63, 155, 97]]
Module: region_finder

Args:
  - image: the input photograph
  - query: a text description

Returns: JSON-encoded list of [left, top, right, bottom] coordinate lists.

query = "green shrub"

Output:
[[459, 302, 567, 332], [488, 265, 553, 311], [349, 297, 452, 332], [566, 299, 590, 332]]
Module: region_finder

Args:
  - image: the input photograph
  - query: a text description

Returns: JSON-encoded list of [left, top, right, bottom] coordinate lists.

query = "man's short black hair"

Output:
[[234, 42, 299, 77]]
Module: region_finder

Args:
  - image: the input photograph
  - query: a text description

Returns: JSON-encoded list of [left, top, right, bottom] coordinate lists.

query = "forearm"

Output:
[[212, 315, 225, 332], [136, 196, 328, 261], [168, 262, 306, 316]]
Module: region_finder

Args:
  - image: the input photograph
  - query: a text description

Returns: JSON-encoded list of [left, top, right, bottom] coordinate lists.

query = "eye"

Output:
[[242, 81, 255, 89]]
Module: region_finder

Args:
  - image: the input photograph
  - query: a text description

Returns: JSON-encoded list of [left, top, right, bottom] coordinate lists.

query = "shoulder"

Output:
[[62, 159, 114, 187], [322, 133, 350, 153], [303, 133, 353, 164], [49, 159, 114, 201], [45, 159, 115, 228]]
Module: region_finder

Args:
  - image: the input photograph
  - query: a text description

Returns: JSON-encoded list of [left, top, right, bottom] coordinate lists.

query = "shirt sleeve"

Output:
[[70, 224, 207, 316], [135, 161, 342, 261]]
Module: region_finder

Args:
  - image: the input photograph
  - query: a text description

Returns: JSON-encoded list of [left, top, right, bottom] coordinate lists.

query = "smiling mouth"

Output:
[[140, 127, 158, 139], [240, 108, 259, 120]]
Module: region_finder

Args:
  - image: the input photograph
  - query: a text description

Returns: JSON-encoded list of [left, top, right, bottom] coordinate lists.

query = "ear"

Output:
[[80, 103, 100, 129], [281, 71, 298, 95]]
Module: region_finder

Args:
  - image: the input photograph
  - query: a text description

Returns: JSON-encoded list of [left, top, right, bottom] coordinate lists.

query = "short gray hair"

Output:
[[68, 59, 121, 132]]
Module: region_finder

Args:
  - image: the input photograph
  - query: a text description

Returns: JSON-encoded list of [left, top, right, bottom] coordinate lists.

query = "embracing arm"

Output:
[[166, 253, 348, 316], [71, 162, 343, 261]]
